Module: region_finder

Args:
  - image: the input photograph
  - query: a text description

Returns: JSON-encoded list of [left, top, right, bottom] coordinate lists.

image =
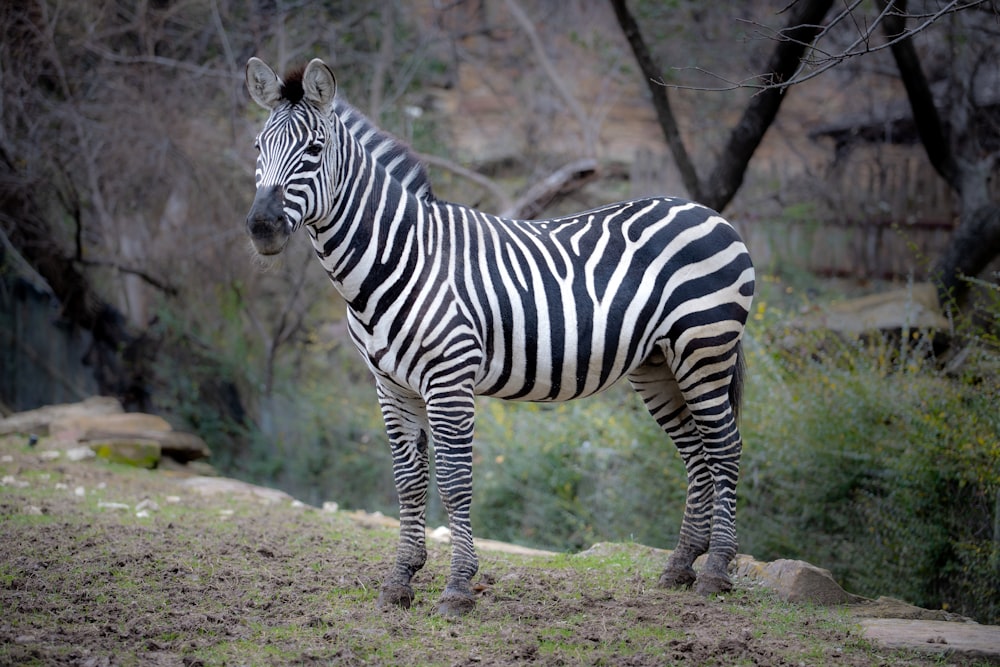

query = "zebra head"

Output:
[[244, 57, 337, 256]]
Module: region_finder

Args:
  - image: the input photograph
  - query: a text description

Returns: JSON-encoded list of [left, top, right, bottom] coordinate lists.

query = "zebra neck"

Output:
[[313, 130, 430, 316]]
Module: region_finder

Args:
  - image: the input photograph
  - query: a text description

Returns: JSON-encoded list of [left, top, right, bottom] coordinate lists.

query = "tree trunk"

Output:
[[933, 204, 1000, 306], [611, 0, 836, 212], [877, 0, 962, 193], [879, 0, 999, 306], [609, 0, 704, 202], [702, 0, 836, 212]]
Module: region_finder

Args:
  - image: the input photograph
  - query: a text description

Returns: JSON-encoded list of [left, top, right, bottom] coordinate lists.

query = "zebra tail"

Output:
[[730, 340, 747, 426]]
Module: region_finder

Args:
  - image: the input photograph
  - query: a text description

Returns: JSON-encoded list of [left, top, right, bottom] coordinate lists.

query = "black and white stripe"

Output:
[[245, 57, 755, 614]]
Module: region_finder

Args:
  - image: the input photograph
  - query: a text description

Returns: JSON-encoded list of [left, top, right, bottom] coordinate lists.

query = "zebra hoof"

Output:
[[377, 582, 415, 609], [693, 571, 732, 597], [658, 565, 697, 589], [436, 587, 476, 616]]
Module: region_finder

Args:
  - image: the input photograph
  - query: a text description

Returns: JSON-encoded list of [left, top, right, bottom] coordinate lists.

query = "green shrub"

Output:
[[246, 347, 399, 513], [739, 278, 1000, 623], [472, 391, 689, 552]]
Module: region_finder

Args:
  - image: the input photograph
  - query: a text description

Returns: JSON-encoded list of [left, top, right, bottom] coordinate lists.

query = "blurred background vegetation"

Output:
[[1, 1, 998, 623]]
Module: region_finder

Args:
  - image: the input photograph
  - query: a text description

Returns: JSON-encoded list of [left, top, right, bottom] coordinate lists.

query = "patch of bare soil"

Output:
[[0, 436, 991, 666]]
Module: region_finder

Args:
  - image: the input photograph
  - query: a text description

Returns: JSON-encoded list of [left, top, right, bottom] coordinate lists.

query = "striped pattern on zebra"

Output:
[[244, 57, 755, 615]]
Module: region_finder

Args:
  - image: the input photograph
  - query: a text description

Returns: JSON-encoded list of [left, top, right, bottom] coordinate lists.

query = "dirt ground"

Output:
[[0, 435, 993, 666]]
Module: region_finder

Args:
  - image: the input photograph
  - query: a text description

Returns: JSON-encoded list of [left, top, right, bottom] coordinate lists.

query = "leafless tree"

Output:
[[0, 1, 419, 412], [611, 0, 999, 306], [877, 1, 1000, 304]]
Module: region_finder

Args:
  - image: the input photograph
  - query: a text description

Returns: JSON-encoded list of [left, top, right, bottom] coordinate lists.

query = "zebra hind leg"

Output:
[[675, 341, 745, 597], [628, 355, 713, 590]]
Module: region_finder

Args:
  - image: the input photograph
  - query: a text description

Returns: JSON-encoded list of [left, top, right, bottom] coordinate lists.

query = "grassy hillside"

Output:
[[0, 435, 988, 667]]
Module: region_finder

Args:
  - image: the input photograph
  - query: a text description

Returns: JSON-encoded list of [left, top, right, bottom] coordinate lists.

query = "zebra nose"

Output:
[[246, 186, 285, 229], [246, 186, 290, 255]]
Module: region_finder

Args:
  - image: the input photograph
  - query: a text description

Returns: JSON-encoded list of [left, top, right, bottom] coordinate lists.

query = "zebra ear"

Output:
[[246, 57, 282, 110], [302, 58, 337, 112]]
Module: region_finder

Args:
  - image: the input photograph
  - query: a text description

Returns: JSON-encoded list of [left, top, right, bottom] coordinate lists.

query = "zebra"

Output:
[[244, 57, 755, 616]]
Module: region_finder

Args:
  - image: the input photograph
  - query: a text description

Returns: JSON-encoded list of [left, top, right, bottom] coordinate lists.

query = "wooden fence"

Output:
[[630, 147, 998, 280]]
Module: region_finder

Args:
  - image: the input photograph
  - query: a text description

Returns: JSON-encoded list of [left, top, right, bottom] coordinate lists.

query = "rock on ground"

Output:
[[732, 556, 864, 605], [790, 282, 949, 334], [861, 618, 1000, 660], [0, 396, 123, 436], [177, 476, 297, 505], [0, 397, 211, 467]]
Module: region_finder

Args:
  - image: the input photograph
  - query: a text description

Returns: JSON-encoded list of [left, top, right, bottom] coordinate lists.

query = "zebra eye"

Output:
[[304, 143, 323, 157]]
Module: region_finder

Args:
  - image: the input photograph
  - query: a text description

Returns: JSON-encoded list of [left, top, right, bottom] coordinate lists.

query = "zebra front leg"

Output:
[[427, 390, 479, 616], [376, 389, 430, 610]]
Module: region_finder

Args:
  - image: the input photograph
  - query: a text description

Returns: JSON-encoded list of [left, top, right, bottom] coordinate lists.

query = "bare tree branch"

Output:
[[419, 152, 513, 213], [81, 43, 232, 78], [500, 158, 599, 219], [770, 0, 984, 89], [503, 0, 598, 155], [665, 0, 992, 93], [369, 2, 396, 124], [77, 258, 179, 297], [609, 0, 704, 202]]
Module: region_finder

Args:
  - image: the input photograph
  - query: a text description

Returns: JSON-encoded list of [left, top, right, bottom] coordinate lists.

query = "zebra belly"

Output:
[[470, 301, 648, 402]]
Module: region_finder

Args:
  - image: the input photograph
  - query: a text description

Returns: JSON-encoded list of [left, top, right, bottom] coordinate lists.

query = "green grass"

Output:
[[0, 452, 984, 667]]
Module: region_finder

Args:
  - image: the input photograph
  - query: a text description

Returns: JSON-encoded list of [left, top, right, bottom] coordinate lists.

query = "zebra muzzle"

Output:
[[246, 185, 291, 255]]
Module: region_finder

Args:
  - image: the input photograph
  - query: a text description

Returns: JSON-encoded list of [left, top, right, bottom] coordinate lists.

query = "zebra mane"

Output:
[[332, 99, 434, 202], [280, 65, 307, 104], [279, 66, 434, 201]]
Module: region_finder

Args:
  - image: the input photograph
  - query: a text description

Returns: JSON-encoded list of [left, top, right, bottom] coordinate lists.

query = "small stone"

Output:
[[97, 501, 131, 511], [2, 475, 29, 488], [322, 501, 339, 513], [23, 505, 43, 515], [74, 486, 86, 497], [136, 499, 160, 512], [65, 447, 96, 462], [430, 526, 452, 542]]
